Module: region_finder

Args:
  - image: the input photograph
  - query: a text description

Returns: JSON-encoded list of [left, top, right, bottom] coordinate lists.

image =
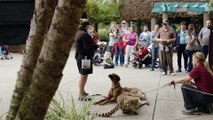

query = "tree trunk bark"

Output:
[[6, 0, 57, 120], [15, 0, 86, 120]]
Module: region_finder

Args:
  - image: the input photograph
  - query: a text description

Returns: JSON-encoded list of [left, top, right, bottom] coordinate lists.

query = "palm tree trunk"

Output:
[[6, 0, 57, 119], [15, 0, 86, 120]]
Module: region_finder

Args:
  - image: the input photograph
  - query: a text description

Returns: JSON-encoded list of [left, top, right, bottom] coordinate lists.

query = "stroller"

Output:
[[0, 45, 13, 60], [131, 46, 159, 69]]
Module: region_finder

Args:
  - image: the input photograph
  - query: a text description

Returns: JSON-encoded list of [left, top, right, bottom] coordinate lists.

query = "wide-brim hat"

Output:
[[80, 19, 90, 26]]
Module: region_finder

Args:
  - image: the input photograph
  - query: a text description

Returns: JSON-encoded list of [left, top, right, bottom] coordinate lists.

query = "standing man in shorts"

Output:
[[75, 19, 102, 101]]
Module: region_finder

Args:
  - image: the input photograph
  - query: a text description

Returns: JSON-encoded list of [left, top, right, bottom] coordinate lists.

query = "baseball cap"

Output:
[[181, 21, 186, 25], [163, 19, 169, 24], [121, 20, 126, 24]]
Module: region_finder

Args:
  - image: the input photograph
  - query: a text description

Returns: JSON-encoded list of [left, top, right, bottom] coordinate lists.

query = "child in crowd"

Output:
[[103, 51, 114, 69], [1, 45, 13, 60], [132, 43, 148, 62]]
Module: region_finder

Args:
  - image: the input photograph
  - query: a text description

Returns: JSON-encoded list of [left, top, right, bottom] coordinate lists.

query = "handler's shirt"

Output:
[[189, 64, 213, 94]]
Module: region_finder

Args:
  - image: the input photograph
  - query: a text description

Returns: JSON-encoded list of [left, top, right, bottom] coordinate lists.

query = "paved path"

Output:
[[0, 50, 212, 120]]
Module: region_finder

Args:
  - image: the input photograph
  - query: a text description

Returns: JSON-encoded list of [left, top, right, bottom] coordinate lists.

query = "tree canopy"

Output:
[[85, 0, 124, 25]]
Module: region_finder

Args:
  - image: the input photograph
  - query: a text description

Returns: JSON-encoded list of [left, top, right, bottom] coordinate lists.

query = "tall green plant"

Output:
[[45, 94, 95, 120], [98, 29, 110, 42]]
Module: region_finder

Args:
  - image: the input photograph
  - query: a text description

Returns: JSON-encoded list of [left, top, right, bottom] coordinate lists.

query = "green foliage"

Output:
[[0, 113, 6, 120], [98, 23, 109, 29], [45, 94, 95, 120], [0, 112, 6, 119], [85, 0, 101, 24], [98, 29, 110, 42], [171, 24, 181, 32], [85, 0, 124, 24], [210, 0, 213, 6]]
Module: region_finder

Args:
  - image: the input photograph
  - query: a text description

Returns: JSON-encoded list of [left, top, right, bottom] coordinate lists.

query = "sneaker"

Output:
[[150, 69, 154, 71], [182, 109, 200, 115], [210, 103, 213, 113], [84, 92, 89, 96], [78, 94, 92, 101], [124, 64, 128, 68], [176, 69, 181, 72], [170, 72, 175, 76], [162, 72, 167, 76], [198, 106, 211, 114]]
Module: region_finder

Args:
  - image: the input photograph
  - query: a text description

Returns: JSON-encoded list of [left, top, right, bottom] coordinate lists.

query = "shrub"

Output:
[[98, 29, 110, 42], [45, 94, 95, 120]]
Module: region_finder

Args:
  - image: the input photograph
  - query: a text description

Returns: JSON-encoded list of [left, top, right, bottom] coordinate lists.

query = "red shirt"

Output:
[[92, 32, 99, 44], [189, 64, 213, 94]]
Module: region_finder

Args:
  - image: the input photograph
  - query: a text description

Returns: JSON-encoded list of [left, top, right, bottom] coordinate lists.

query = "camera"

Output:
[[116, 29, 119, 33], [189, 27, 194, 30]]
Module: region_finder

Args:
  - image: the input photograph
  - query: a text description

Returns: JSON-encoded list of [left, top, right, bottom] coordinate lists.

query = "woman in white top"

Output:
[[185, 24, 199, 72], [108, 28, 116, 60]]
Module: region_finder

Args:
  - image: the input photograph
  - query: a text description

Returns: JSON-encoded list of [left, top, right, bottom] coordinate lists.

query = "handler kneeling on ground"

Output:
[[169, 52, 213, 115]]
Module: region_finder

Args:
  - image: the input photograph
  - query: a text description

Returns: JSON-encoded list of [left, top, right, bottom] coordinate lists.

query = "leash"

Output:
[[91, 93, 108, 98], [173, 84, 213, 97], [151, 71, 163, 120], [156, 83, 213, 97]]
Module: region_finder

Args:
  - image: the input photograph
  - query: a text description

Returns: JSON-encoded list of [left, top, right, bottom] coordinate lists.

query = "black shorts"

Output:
[[76, 55, 93, 75]]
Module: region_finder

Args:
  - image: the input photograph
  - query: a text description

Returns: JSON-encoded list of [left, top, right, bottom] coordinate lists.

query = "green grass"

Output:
[[45, 94, 95, 120], [0, 113, 6, 120]]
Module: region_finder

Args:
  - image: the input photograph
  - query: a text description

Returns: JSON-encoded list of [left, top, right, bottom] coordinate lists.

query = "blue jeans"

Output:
[[151, 47, 159, 70], [0, 47, 2, 56], [202, 45, 208, 59], [108, 45, 114, 60], [185, 49, 197, 72], [115, 48, 124, 65]]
